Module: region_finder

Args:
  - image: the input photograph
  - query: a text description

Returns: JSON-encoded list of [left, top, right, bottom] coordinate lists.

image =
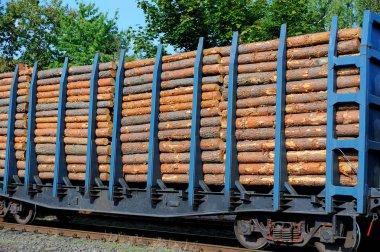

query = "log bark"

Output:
[[36, 155, 110, 164], [222, 75, 360, 100], [122, 150, 224, 164], [68, 62, 116, 75], [223, 66, 359, 87], [218, 27, 361, 56], [35, 144, 111, 155], [220, 124, 359, 141], [221, 110, 359, 129]]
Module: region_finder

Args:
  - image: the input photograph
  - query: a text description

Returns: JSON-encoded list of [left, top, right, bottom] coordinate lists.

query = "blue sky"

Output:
[[61, 0, 146, 30]]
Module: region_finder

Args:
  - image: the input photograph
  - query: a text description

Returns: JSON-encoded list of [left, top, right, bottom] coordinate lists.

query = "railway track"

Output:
[[0, 220, 256, 252]]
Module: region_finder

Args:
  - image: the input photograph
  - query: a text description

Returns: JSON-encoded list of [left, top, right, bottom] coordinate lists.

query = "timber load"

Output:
[[0, 27, 362, 187], [0, 67, 32, 177]]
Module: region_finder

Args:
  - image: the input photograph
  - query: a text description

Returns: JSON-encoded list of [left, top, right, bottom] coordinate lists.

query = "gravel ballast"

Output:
[[0, 228, 178, 252]]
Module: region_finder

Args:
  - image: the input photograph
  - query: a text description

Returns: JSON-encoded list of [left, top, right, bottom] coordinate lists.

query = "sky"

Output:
[[61, 0, 146, 31]]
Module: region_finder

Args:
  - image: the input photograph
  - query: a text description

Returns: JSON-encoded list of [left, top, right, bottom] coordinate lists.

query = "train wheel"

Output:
[[0, 198, 9, 218], [13, 203, 36, 225], [234, 215, 269, 250], [314, 222, 361, 252]]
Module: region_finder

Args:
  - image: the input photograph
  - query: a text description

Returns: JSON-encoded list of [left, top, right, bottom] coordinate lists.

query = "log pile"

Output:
[[121, 49, 224, 183], [0, 68, 32, 178], [217, 27, 361, 187], [0, 27, 364, 188], [33, 63, 116, 181]]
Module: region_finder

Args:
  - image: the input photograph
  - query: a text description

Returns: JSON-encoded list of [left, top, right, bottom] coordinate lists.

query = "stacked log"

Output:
[[217, 27, 361, 187], [33, 63, 116, 181], [121, 49, 224, 183], [0, 68, 31, 178]]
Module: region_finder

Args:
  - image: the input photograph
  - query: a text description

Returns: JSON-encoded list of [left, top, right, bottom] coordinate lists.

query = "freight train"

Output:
[[1, 10, 380, 252]]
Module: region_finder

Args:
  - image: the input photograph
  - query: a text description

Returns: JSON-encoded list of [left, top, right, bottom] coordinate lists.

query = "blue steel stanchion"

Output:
[[273, 24, 288, 211], [146, 45, 163, 199], [53, 57, 70, 198], [188, 37, 204, 206], [224, 32, 239, 208], [84, 53, 100, 197], [325, 16, 340, 213], [3, 65, 19, 194], [109, 49, 126, 200], [24, 62, 39, 193]]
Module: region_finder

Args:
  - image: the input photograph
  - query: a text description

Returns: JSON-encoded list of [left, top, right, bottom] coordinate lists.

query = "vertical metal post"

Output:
[[109, 49, 126, 200], [325, 16, 339, 213], [3, 65, 19, 193], [356, 10, 372, 214], [273, 24, 288, 211], [146, 45, 163, 196], [24, 62, 39, 193], [188, 38, 204, 206], [224, 32, 239, 208], [84, 53, 100, 197], [53, 57, 69, 198]]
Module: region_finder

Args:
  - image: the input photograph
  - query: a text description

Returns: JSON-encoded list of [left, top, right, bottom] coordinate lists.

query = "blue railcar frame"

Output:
[[85, 53, 100, 197], [24, 62, 39, 194], [273, 24, 288, 211], [2, 10, 380, 221], [3, 65, 20, 194], [188, 37, 205, 206], [109, 49, 127, 200], [147, 45, 164, 199], [53, 57, 70, 197], [224, 32, 240, 208]]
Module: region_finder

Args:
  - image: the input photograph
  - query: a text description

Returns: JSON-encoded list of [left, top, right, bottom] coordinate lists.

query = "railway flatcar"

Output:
[[1, 9, 380, 252]]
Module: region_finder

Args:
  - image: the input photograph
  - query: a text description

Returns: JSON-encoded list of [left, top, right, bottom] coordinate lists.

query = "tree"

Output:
[[0, 0, 129, 71], [54, 1, 129, 67], [131, 0, 327, 57], [0, 0, 64, 70]]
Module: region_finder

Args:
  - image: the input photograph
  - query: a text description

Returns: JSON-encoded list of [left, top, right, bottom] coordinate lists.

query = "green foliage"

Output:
[[54, 1, 128, 67], [0, 0, 64, 70], [0, 0, 129, 71], [130, 0, 380, 57]]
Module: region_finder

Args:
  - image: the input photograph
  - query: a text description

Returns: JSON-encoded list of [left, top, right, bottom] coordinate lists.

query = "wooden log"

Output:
[[121, 108, 219, 126], [35, 144, 110, 155], [38, 68, 63, 79], [35, 115, 110, 123], [124, 75, 222, 88], [223, 66, 358, 87], [66, 70, 116, 82], [123, 163, 225, 174], [221, 110, 359, 129], [218, 88, 359, 110], [219, 57, 328, 74], [37, 155, 110, 164], [123, 83, 152, 95], [63, 137, 109, 146], [121, 83, 220, 102], [120, 127, 220, 142], [64, 128, 112, 138], [121, 91, 220, 109], [222, 75, 360, 100], [68, 172, 109, 181], [122, 150, 224, 164], [221, 39, 359, 65], [238, 162, 357, 175], [0, 103, 27, 113], [220, 124, 359, 141], [218, 28, 361, 56], [236, 150, 357, 163], [65, 93, 113, 103], [0, 72, 13, 79], [68, 62, 116, 75], [122, 173, 356, 186]]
